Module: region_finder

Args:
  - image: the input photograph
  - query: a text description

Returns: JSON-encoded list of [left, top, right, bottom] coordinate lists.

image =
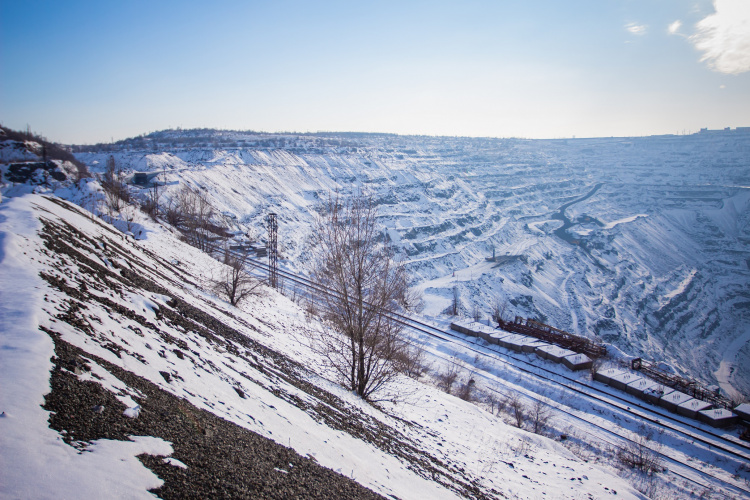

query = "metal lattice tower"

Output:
[[267, 213, 278, 288]]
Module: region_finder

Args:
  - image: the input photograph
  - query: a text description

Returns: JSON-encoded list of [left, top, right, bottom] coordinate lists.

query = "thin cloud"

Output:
[[668, 20, 682, 35], [690, 0, 750, 74], [626, 22, 647, 35]]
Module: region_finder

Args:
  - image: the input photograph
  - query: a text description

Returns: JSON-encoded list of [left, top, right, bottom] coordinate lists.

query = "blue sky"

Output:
[[1, 0, 749, 143]]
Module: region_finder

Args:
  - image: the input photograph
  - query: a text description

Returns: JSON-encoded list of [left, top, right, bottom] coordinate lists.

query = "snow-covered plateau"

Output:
[[2, 129, 749, 499]]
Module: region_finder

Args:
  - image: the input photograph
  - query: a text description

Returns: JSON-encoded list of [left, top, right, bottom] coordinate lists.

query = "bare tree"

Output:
[[123, 205, 136, 234], [486, 391, 506, 416], [436, 363, 459, 393], [451, 286, 460, 316], [73, 161, 90, 187], [140, 172, 162, 219], [393, 344, 428, 379], [507, 391, 526, 428], [472, 302, 482, 322], [529, 398, 553, 435], [211, 252, 265, 307], [491, 295, 508, 326], [456, 375, 476, 401], [310, 192, 413, 401], [164, 195, 185, 228], [177, 185, 217, 251], [590, 358, 604, 380], [101, 155, 129, 213], [617, 425, 662, 473], [303, 295, 318, 321]]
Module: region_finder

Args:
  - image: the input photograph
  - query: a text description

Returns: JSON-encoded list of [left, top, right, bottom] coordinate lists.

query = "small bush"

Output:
[[437, 364, 459, 393], [456, 378, 476, 401], [617, 425, 662, 474], [394, 344, 428, 379], [507, 391, 525, 428]]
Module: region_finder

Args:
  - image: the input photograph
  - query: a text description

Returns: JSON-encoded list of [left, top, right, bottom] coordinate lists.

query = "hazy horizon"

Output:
[[50, 124, 750, 147]]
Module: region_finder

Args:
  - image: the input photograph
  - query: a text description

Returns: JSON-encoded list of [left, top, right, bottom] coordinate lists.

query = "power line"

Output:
[[267, 213, 278, 288]]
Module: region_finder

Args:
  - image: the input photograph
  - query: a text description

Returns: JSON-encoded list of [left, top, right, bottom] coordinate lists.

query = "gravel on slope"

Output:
[[34, 202, 497, 500], [41, 326, 386, 500]]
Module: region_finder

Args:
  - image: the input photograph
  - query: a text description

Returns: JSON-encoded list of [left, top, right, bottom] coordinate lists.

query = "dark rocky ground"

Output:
[[42, 327, 385, 500]]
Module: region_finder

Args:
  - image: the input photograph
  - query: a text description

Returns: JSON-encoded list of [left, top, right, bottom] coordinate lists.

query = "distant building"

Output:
[[699, 127, 750, 134], [130, 172, 162, 186], [133, 173, 148, 185]]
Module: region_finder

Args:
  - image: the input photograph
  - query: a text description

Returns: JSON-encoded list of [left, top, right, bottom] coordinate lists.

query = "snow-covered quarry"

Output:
[[76, 128, 750, 399], [1, 194, 650, 499], [2, 128, 750, 499]]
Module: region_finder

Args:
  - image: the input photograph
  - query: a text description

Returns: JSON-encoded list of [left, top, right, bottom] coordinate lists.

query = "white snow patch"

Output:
[[0, 196, 171, 500], [163, 457, 188, 469], [662, 269, 697, 302], [601, 214, 648, 229]]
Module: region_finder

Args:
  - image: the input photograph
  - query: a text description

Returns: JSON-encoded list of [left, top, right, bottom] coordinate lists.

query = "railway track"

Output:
[[382, 309, 750, 497], [431, 349, 749, 498], [410, 333, 750, 498], [394, 314, 750, 458], [211, 245, 750, 496]]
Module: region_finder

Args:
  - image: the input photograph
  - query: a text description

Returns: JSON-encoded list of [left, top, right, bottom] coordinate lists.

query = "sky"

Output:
[[1, 0, 749, 144]]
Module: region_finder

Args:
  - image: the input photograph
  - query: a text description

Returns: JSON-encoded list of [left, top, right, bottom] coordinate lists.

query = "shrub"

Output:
[[617, 425, 662, 473]]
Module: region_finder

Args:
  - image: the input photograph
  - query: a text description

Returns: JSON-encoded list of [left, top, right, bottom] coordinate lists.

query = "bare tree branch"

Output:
[[309, 192, 413, 401], [530, 398, 553, 435], [100, 155, 129, 214], [491, 295, 508, 326], [210, 251, 265, 307], [507, 391, 526, 428]]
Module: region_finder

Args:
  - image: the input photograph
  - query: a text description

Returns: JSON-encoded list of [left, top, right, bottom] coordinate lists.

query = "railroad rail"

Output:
[[201, 242, 750, 496]]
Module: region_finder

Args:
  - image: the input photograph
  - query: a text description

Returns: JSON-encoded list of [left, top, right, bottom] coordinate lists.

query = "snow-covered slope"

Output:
[[0, 193, 646, 499], [75, 129, 750, 399]]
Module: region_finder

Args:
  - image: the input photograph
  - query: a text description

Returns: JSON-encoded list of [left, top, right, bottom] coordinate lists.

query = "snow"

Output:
[[123, 406, 142, 419], [77, 359, 143, 409], [662, 268, 697, 302], [600, 214, 648, 229], [4, 129, 750, 498], [0, 193, 653, 499], [162, 457, 187, 469], [0, 196, 172, 500]]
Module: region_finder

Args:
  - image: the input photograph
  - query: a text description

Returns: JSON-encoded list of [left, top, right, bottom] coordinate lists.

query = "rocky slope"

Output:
[[0, 193, 643, 498]]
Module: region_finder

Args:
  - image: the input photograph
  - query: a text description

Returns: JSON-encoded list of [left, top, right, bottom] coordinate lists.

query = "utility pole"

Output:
[[267, 213, 278, 288]]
